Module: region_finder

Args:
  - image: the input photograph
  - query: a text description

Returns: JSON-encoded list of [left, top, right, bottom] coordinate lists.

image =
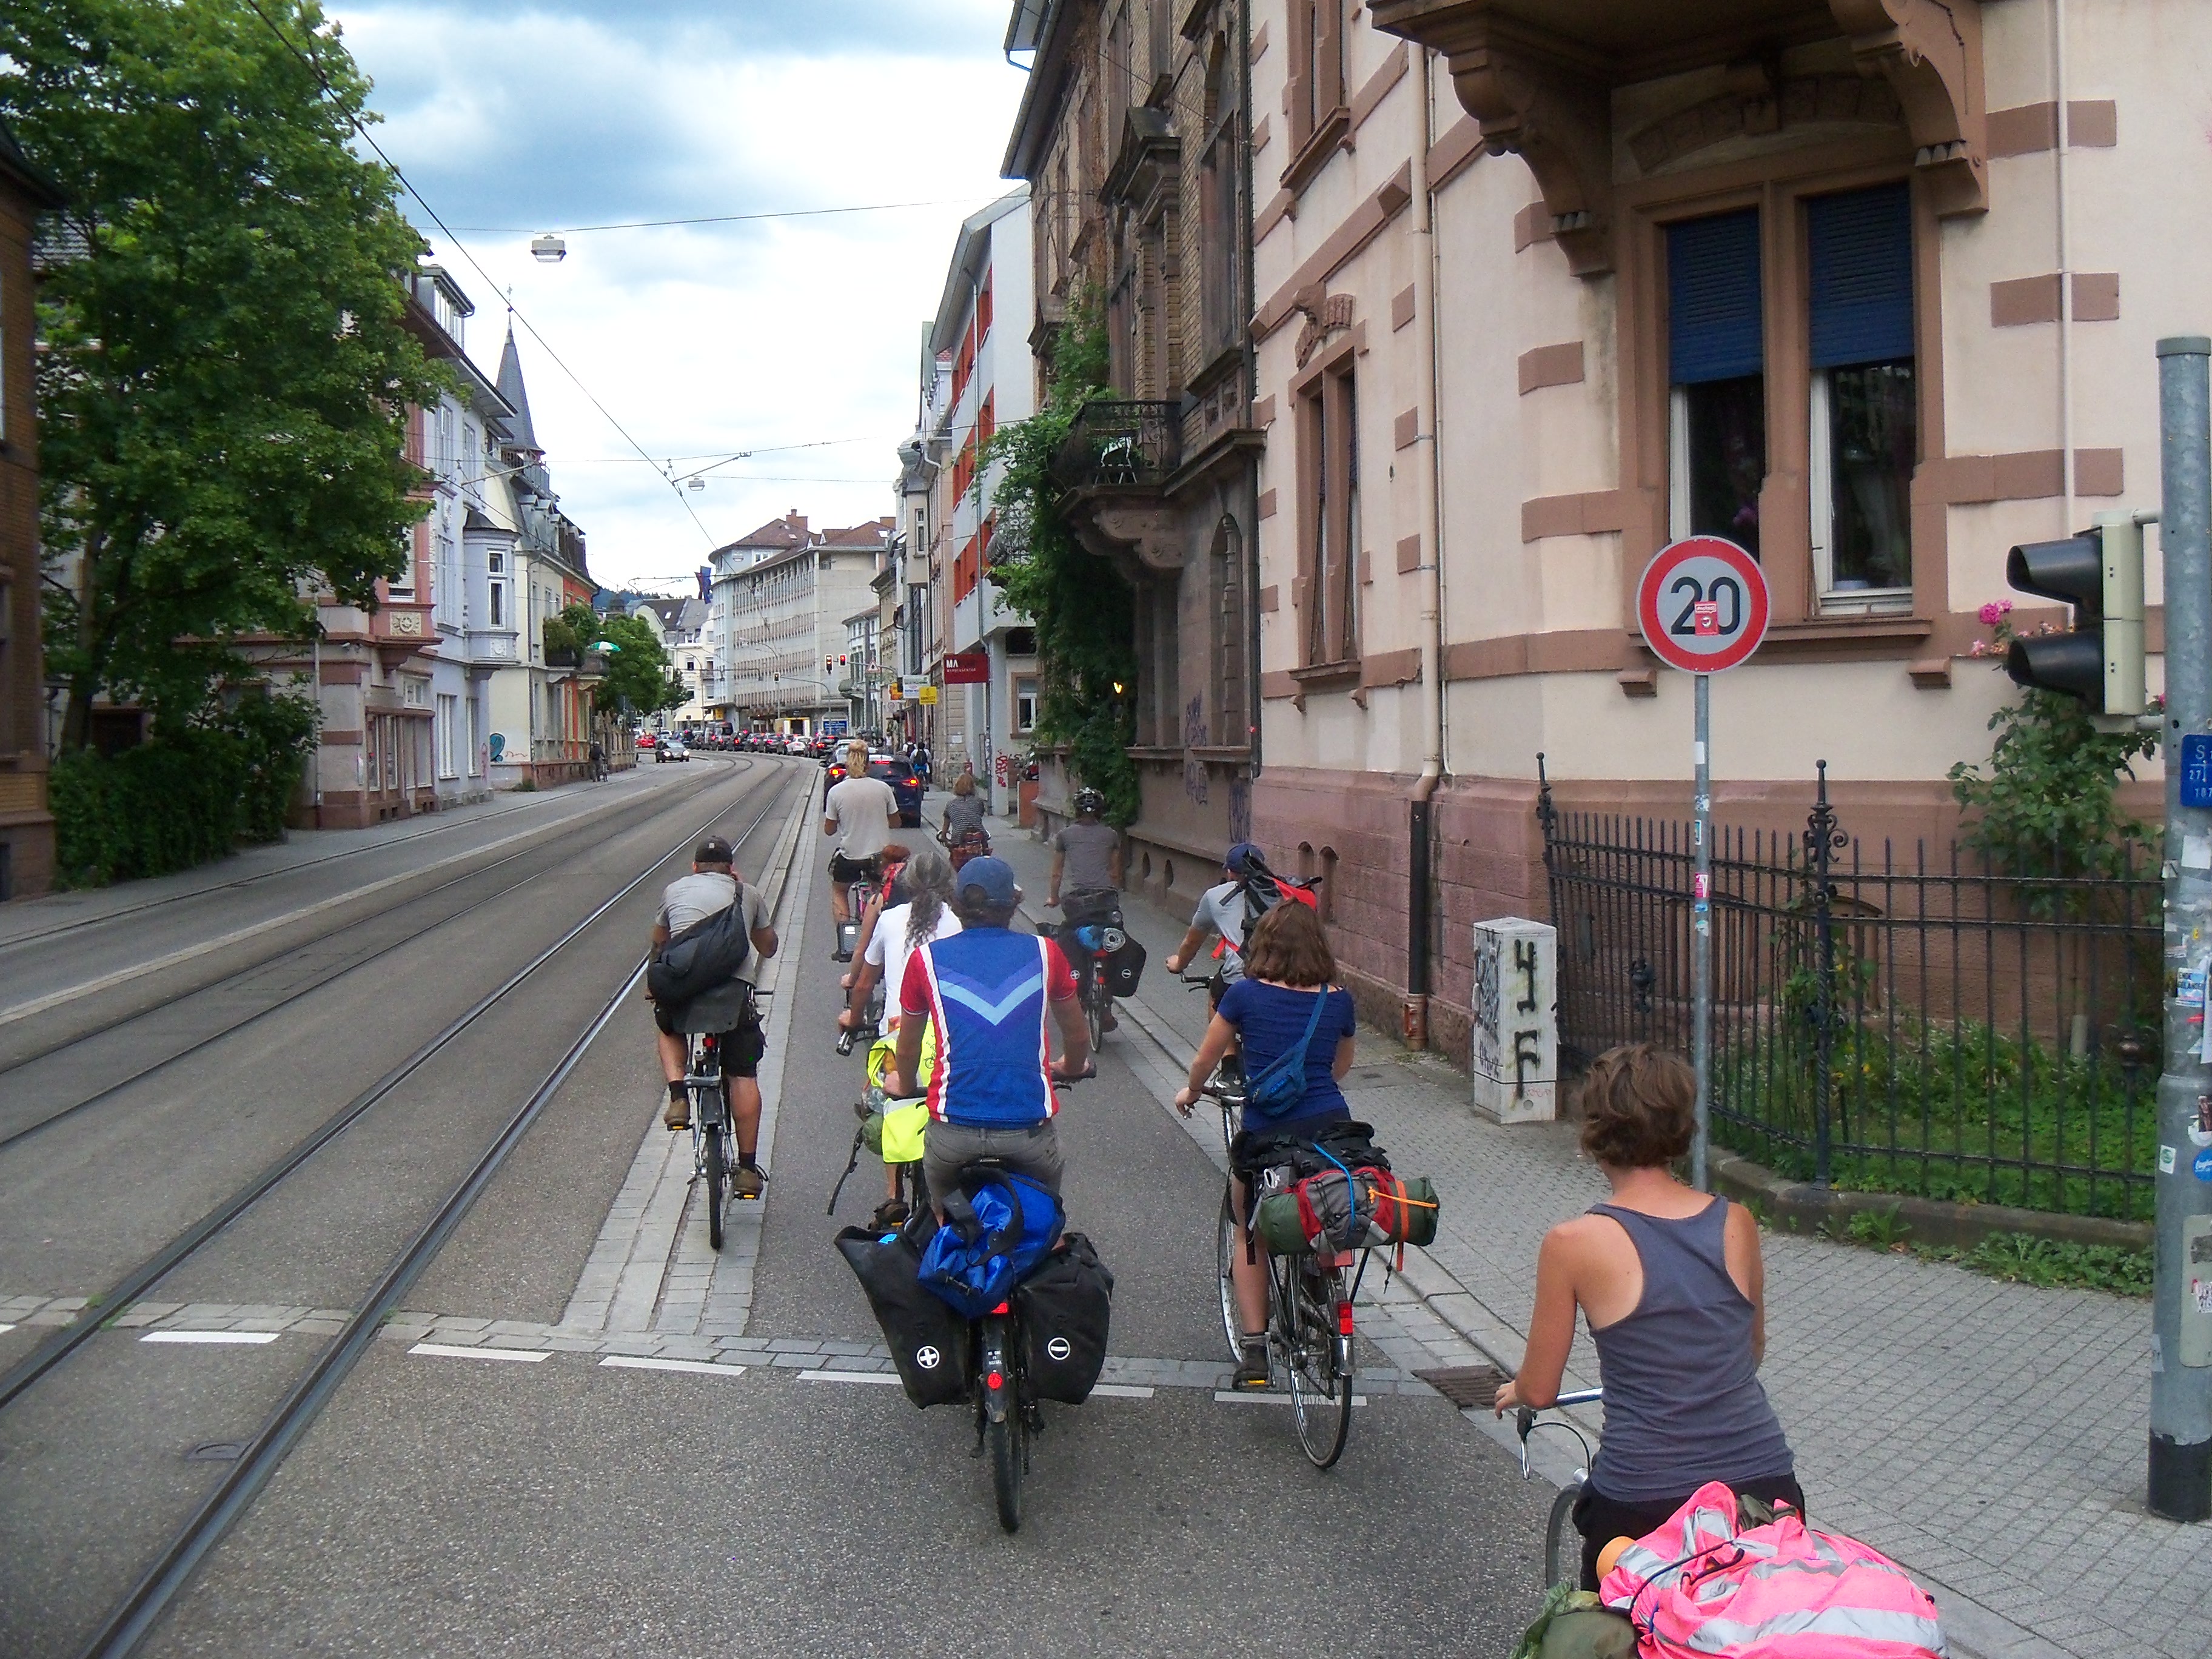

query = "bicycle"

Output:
[[1054, 895, 1124, 1050], [679, 987, 769, 1252], [1515, 1386, 1606, 1588], [833, 865, 879, 964], [1198, 1062, 1366, 1470]]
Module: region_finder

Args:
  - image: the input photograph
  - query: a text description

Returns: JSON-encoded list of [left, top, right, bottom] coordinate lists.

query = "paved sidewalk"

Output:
[[980, 799, 2202, 1659]]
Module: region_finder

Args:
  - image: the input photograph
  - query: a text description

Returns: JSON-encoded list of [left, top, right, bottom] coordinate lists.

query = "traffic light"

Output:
[[2004, 510, 2147, 719], [824, 655, 834, 674]]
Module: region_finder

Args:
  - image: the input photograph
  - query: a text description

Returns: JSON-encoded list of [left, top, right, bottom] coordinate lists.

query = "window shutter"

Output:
[[1667, 210, 1763, 385], [1809, 184, 1913, 369]]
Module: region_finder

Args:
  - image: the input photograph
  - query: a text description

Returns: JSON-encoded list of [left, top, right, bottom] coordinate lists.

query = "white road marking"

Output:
[[1088, 1383, 1156, 1399], [0, 1323, 13, 1336], [598, 1355, 745, 1378], [408, 1341, 548, 1362], [142, 1330, 281, 1346], [1212, 1390, 1367, 1406], [799, 1369, 903, 1385]]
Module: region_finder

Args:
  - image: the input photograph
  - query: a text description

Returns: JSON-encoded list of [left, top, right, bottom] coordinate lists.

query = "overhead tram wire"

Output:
[[451, 197, 990, 235], [235, 0, 718, 546]]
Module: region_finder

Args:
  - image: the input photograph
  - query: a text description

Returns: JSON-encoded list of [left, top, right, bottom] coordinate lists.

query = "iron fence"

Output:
[[1537, 759, 2162, 1221], [1051, 399, 1182, 489]]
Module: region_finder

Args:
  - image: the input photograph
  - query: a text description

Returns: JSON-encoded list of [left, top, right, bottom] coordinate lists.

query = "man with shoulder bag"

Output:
[[648, 836, 779, 1195]]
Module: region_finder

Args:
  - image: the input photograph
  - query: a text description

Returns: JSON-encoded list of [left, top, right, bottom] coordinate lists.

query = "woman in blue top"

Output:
[[1174, 900, 1358, 1389]]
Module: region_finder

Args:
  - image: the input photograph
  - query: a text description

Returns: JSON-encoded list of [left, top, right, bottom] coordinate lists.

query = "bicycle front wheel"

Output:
[[1544, 1480, 1585, 1589], [1215, 1189, 1245, 1363], [1281, 1261, 1352, 1469], [987, 1412, 1024, 1533], [703, 1121, 727, 1252]]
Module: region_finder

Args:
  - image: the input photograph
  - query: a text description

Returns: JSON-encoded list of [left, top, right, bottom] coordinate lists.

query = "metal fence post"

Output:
[[1805, 761, 1845, 1188], [2152, 335, 2212, 1521]]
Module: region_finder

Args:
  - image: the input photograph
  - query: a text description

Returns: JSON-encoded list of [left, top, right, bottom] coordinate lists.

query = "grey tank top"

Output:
[[1586, 1199, 1794, 1503]]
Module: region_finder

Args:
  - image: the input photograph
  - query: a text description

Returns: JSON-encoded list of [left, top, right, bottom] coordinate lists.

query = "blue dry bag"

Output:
[[917, 1171, 1065, 1318]]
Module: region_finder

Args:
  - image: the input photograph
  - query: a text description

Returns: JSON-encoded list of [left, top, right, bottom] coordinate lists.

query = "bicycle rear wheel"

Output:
[[703, 1120, 727, 1252], [1084, 975, 1105, 1048], [1544, 1480, 1584, 1589], [1279, 1259, 1352, 1469], [987, 1411, 1024, 1533], [1215, 1190, 1245, 1363]]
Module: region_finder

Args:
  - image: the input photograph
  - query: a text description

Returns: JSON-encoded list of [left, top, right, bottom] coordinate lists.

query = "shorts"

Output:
[[653, 1000, 766, 1079], [923, 1118, 1064, 1205], [1572, 1471, 1805, 1592], [829, 851, 882, 885]]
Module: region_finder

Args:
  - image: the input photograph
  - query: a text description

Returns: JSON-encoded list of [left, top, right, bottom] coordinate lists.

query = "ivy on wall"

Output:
[[978, 292, 1141, 826]]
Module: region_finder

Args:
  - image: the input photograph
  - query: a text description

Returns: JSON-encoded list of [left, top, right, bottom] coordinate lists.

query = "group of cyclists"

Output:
[[643, 748, 1801, 1597]]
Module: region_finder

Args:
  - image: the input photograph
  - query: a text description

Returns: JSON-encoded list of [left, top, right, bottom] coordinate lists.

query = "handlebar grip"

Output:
[[1515, 1406, 1536, 1439], [834, 1029, 856, 1056]]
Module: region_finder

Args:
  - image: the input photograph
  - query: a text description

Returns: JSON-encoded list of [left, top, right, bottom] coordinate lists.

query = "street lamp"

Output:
[[531, 233, 567, 263]]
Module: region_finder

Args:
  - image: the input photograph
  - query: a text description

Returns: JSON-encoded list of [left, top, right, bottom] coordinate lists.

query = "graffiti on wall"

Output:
[[1228, 777, 1251, 844], [1182, 695, 1209, 806]]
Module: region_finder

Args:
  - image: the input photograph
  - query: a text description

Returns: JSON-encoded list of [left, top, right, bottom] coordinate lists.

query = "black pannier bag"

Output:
[[1104, 935, 1147, 999], [1013, 1232, 1114, 1404], [834, 1224, 969, 1408]]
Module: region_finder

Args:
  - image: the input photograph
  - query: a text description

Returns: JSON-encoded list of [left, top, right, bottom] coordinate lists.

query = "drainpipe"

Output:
[[1239, 0, 1264, 789], [2054, 0, 2074, 529], [1404, 44, 1447, 1050]]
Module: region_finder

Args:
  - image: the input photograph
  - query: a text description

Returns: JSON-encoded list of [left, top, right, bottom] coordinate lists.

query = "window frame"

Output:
[[1294, 342, 1362, 670]]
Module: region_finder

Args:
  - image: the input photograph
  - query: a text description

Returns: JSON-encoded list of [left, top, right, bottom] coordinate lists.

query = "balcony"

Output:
[[1368, 0, 1987, 273], [1051, 400, 1182, 491]]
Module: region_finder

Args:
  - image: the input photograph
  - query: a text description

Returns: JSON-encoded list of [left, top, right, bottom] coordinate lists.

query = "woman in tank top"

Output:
[[1493, 1043, 1800, 1589]]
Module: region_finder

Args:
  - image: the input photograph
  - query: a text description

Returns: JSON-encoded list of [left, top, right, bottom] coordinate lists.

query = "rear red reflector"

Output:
[[986, 1372, 1003, 1390], [1337, 1302, 1355, 1336], [991, 1302, 1010, 1315]]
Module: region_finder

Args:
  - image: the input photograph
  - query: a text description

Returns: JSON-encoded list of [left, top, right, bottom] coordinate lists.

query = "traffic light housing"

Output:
[[2004, 511, 2146, 718]]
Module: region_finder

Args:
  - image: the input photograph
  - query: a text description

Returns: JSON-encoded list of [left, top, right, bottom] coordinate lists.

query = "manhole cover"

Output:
[[186, 1441, 246, 1463], [1414, 1365, 1508, 1409]]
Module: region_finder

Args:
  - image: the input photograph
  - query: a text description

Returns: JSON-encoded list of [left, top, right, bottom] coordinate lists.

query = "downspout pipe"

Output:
[[2054, 0, 2074, 529], [1405, 45, 1446, 1046], [1240, 0, 1264, 789]]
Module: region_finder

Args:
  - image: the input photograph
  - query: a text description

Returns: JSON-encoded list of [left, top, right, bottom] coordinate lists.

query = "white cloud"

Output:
[[330, 1, 1029, 590]]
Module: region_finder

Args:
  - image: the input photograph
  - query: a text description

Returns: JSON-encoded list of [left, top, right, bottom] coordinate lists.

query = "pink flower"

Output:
[[1968, 640, 1988, 657], [1977, 599, 2014, 626]]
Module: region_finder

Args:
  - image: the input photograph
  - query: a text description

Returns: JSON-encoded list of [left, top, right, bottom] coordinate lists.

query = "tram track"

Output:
[[0, 764, 754, 1156], [0, 757, 813, 1657], [0, 762, 737, 1084]]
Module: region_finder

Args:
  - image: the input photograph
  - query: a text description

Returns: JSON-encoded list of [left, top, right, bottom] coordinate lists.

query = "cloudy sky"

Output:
[[327, 0, 1031, 593]]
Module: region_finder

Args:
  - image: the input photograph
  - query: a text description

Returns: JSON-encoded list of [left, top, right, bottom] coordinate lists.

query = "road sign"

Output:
[[1635, 536, 1770, 674], [917, 685, 939, 706]]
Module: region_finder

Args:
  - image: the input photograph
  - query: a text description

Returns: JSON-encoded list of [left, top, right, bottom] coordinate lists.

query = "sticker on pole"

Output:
[[1637, 537, 1771, 674]]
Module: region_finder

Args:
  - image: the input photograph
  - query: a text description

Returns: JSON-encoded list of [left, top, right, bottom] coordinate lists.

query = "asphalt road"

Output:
[[2, 760, 1555, 1657]]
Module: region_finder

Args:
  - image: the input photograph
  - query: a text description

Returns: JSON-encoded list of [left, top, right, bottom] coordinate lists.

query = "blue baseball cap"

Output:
[[1224, 841, 1265, 876], [956, 856, 1021, 908]]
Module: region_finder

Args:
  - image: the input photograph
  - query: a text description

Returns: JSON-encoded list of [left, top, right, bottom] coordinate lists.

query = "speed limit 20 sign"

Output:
[[1635, 536, 1770, 674]]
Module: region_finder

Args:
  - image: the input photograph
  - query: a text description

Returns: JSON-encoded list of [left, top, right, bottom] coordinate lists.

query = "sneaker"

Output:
[[870, 1198, 910, 1230], [664, 1094, 691, 1131], [831, 948, 853, 964], [1231, 1342, 1272, 1390], [1099, 1005, 1118, 1033], [732, 1164, 765, 1199]]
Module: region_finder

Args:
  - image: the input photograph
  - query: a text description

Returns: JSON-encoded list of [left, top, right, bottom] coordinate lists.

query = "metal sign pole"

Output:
[[1692, 672, 1713, 1191], [2153, 335, 2212, 1521]]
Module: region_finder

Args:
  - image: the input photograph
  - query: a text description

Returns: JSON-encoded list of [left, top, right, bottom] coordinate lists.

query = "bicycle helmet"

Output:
[[1073, 786, 1106, 817]]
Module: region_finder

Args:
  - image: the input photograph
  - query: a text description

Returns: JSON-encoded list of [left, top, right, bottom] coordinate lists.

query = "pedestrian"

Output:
[[1492, 1042, 1800, 1590]]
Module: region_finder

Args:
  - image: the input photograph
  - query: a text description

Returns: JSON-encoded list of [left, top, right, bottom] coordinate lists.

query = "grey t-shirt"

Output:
[[1191, 879, 1256, 983], [658, 871, 770, 940], [825, 774, 899, 859], [942, 793, 988, 838], [1055, 819, 1119, 895]]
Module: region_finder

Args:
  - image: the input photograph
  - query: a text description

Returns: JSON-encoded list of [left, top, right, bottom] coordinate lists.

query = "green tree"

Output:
[[978, 292, 1141, 824], [551, 604, 686, 719], [3, 0, 444, 746]]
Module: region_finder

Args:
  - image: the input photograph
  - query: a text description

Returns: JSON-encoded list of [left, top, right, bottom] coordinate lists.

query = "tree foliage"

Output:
[[978, 292, 1141, 825], [550, 603, 687, 717], [2, 0, 444, 745], [1948, 605, 2159, 883]]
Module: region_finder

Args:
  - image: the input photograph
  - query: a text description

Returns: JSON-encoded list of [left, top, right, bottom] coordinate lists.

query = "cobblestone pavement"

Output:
[[990, 804, 2204, 1659]]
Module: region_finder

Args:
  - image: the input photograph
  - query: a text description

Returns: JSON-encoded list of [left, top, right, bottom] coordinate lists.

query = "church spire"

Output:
[[495, 324, 541, 456]]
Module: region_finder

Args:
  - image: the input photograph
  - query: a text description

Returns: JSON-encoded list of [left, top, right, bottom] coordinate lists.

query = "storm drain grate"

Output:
[[1413, 1364, 1508, 1409]]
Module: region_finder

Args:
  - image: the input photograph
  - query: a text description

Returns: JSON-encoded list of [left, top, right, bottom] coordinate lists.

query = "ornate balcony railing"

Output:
[[1051, 400, 1182, 490]]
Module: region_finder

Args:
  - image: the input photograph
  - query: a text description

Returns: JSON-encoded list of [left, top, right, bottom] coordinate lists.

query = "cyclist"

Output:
[[650, 836, 779, 1198], [938, 772, 991, 870], [823, 739, 899, 960], [1047, 787, 1124, 1032], [888, 856, 1092, 1206], [839, 845, 955, 1039], [1491, 1043, 1799, 1590], [839, 840, 914, 1001], [1164, 840, 1275, 1008], [1173, 900, 1358, 1390]]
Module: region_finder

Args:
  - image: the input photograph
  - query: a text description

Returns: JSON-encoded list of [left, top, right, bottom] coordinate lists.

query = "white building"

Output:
[[630, 593, 712, 732], [709, 514, 891, 734], [921, 188, 1038, 814]]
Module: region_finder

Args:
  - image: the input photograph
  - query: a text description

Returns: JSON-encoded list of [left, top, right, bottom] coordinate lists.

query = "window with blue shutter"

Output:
[[1809, 184, 1913, 369], [1667, 210, 1763, 385]]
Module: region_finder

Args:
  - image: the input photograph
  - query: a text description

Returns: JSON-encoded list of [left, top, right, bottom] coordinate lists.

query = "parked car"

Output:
[[823, 751, 923, 828], [657, 737, 689, 763], [637, 731, 658, 751]]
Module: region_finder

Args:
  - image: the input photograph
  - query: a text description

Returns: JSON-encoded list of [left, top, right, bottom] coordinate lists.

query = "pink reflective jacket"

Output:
[[1599, 1481, 1948, 1658]]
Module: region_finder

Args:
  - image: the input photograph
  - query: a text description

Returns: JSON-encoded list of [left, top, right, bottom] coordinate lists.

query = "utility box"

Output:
[[1472, 917, 1558, 1124]]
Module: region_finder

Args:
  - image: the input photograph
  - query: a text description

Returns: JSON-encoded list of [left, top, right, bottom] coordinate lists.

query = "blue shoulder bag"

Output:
[[1242, 988, 1330, 1118]]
